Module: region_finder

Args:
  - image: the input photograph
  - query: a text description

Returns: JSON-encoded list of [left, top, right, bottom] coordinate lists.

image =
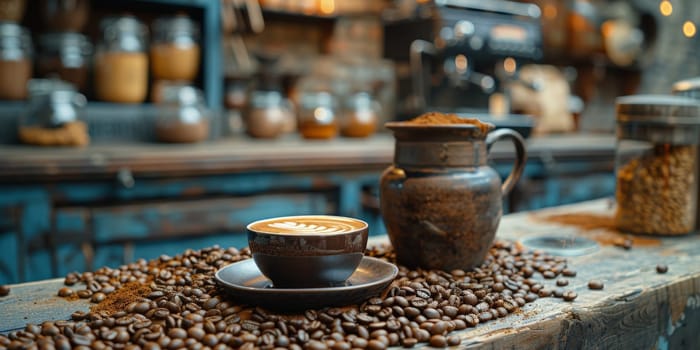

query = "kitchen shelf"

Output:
[[0, 101, 223, 144]]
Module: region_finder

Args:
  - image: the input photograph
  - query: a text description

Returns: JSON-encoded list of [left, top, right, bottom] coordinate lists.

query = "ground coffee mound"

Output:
[[403, 112, 493, 134]]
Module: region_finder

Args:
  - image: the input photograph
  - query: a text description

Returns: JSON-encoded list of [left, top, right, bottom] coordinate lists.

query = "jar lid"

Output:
[[672, 77, 700, 98], [0, 22, 29, 37], [616, 94, 700, 125], [300, 91, 335, 109], [100, 15, 148, 52], [39, 32, 92, 54], [152, 15, 199, 43], [0, 22, 32, 58]]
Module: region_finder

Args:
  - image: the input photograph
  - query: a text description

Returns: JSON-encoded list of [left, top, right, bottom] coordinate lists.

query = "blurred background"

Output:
[[0, 0, 698, 283]]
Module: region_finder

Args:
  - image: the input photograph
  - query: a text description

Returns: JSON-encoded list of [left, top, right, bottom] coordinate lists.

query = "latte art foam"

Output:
[[249, 216, 366, 235]]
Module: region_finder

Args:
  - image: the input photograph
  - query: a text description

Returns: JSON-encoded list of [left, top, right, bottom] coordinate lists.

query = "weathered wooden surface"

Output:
[[0, 134, 615, 181], [4, 199, 697, 349]]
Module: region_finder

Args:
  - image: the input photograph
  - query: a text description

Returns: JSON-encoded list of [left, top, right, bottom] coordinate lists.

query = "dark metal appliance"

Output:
[[407, 0, 543, 113]]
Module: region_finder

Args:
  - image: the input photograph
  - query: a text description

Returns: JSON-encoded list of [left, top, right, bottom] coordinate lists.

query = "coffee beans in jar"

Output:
[[0, 23, 32, 100], [155, 85, 210, 143], [615, 95, 700, 235], [150, 15, 200, 81], [615, 145, 696, 235], [0, 240, 584, 349], [37, 32, 92, 93], [94, 16, 149, 103], [340, 92, 379, 138], [298, 91, 339, 139]]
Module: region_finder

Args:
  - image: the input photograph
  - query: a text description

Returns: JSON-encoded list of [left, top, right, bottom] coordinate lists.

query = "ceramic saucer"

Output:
[[215, 256, 398, 311]]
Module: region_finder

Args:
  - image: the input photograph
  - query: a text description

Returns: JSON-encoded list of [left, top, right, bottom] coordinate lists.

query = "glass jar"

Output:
[[297, 91, 338, 139], [150, 15, 200, 81], [0, 0, 26, 22], [245, 90, 295, 139], [615, 95, 700, 235], [341, 92, 379, 138], [94, 15, 148, 103], [18, 79, 89, 146], [0, 22, 32, 100], [155, 85, 210, 143], [40, 0, 90, 32], [37, 32, 92, 93]]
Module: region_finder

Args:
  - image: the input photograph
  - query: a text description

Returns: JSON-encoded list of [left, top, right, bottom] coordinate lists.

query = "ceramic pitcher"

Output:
[[380, 121, 526, 271]]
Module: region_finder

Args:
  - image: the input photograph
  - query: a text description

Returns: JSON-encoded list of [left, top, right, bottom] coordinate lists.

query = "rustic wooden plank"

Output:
[[0, 134, 615, 181], [0, 279, 90, 334], [3, 199, 697, 349]]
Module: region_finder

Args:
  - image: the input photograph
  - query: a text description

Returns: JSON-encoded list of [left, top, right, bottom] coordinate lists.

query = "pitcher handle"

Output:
[[486, 128, 527, 196]]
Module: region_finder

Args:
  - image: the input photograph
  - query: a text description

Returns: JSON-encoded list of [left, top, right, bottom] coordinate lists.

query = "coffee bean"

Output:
[[614, 238, 633, 250], [91, 292, 106, 303], [76, 289, 92, 299], [478, 312, 492, 323], [524, 293, 538, 302], [563, 290, 578, 302], [538, 288, 552, 298], [588, 280, 604, 290], [351, 337, 368, 348], [57, 287, 74, 297], [367, 339, 387, 350], [202, 334, 218, 347], [429, 334, 448, 347], [429, 321, 447, 335], [556, 279, 569, 287], [423, 308, 440, 319], [402, 337, 418, 347], [656, 264, 668, 274], [562, 268, 577, 277], [0, 285, 9, 297], [416, 288, 431, 299], [542, 270, 556, 279], [462, 293, 478, 306], [410, 298, 428, 309]]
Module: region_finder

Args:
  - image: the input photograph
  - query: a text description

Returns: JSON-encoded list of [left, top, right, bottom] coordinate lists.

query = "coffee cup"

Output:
[[247, 215, 369, 288]]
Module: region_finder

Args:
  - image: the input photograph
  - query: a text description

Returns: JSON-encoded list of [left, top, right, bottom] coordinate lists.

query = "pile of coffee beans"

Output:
[[0, 241, 580, 349]]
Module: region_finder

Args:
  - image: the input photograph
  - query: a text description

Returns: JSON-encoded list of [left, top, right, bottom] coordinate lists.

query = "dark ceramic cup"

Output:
[[247, 215, 369, 288]]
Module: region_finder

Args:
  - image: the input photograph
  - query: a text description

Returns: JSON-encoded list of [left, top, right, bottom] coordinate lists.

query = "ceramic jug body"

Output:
[[379, 123, 526, 271]]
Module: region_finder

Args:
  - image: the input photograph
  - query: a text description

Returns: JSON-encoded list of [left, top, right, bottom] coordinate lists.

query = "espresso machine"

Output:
[[402, 0, 543, 115]]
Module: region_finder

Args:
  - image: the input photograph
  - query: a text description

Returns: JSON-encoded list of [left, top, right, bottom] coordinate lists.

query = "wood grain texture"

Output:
[[0, 134, 615, 181], [2, 199, 698, 349]]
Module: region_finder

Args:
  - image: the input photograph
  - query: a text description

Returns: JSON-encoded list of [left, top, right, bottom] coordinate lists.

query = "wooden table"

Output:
[[1, 199, 698, 349]]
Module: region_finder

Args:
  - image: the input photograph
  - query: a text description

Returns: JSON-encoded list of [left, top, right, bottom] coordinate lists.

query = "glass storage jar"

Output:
[[340, 91, 379, 138], [150, 15, 200, 81], [297, 91, 338, 139], [37, 32, 92, 93], [94, 15, 148, 103], [18, 79, 89, 146], [155, 85, 210, 143], [40, 0, 89, 31], [245, 89, 295, 139], [615, 95, 700, 235], [0, 22, 32, 100]]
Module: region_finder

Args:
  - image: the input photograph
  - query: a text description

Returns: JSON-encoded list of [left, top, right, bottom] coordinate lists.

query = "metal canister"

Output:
[[614, 95, 700, 235]]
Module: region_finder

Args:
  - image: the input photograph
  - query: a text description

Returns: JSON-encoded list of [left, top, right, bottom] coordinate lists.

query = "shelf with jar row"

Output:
[[0, 0, 223, 119]]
